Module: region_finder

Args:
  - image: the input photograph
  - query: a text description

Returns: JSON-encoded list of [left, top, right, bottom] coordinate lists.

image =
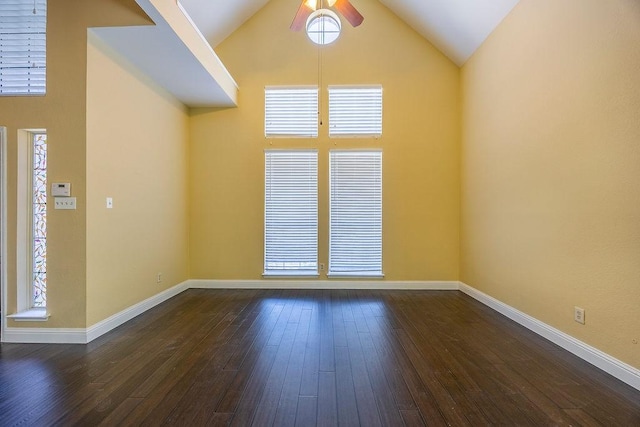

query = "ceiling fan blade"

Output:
[[291, 1, 315, 31], [334, 0, 364, 27]]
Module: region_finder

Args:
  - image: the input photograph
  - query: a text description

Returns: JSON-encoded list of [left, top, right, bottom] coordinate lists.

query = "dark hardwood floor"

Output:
[[1, 289, 639, 426]]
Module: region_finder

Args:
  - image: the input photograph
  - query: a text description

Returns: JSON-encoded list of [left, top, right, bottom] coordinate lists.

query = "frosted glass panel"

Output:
[[32, 133, 46, 307]]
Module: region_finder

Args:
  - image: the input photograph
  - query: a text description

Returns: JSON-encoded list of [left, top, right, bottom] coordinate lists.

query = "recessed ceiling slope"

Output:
[[179, 0, 271, 48], [378, 0, 521, 65]]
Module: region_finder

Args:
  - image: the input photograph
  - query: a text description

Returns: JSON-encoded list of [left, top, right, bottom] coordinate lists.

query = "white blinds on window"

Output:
[[0, 0, 47, 95], [265, 150, 318, 275], [329, 150, 382, 276], [328, 86, 382, 137], [265, 87, 318, 137]]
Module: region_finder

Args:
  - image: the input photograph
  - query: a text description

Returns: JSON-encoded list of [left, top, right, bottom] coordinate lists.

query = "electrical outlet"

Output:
[[574, 306, 585, 324], [157, 273, 162, 284], [319, 263, 325, 271]]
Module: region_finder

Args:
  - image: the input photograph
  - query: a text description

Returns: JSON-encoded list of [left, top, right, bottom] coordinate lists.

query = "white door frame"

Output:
[[1, 126, 6, 341]]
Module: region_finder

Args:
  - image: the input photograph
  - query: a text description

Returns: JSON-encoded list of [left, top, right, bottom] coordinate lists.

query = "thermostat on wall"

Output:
[[51, 182, 71, 197]]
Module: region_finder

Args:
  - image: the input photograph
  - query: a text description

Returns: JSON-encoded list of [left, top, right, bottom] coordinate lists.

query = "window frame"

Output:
[[264, 86, 319, 138], [12, 129, 48, 318], [264, 149, 319, 277], [328, 149, 383, 278], [328, 85, 383, 138], [0, 0, 47, 96]]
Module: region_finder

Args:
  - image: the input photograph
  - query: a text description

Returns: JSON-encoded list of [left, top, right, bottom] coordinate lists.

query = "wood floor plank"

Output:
[[317, 371, 338, 427], [318, 290, 335, 373], [1, 289, 639, 426], [97, 397, 144, 426], [362, 298, 417, 411], [295, 396, 317, 426], [171, 369, 238, 426], [299, 308, 320, 398], [228, 345, 279, 426], [251, 301, 301, 426], [400, 409, 426, 426], [343, 311, 383, 427], [333, 344, 361, 426], [351, 296, 404, 426], [273, 306, 312, 426]]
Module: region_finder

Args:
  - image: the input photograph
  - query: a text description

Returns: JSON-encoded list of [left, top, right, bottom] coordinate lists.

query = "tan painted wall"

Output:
[[461, 0, 640, 368], [85, 34, 190, 326], [189, 0, 461, 280], [1, 0, 151, 328]]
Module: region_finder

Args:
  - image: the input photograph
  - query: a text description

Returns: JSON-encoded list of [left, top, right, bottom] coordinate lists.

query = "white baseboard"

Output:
[[2, 281, 189, 344], [459, 282, 640, 391], [187, 279, 459, 290], [2, 327, 87, 344], [86, 280, 190, 342], [1, 280, 449, 344], [3, 278, 638, 392]]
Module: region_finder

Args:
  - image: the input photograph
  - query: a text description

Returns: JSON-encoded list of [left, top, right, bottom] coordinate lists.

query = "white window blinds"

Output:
[[329, 150, 382, 276], [0, 0, 47, 95], [265, 86, 318, 137], [265, 150, 318, 276], [329, 86, 382, 137]]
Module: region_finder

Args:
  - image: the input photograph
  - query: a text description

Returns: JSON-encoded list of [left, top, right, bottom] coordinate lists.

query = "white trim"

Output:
[[2, 277, 638, 393], [0, 127, 6, 341], [187, 279, 459, 290], [3, 327, 86, 344], [86, 280, 189, 342], [15, 129, 47, 311], [16, 130, 29, 310], [2, 281, 189, 344], [7, 307, 49, 321], [459, 282, 640, 391]]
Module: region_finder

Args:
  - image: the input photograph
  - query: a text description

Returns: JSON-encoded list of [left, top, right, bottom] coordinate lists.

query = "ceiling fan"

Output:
[[290, 0, 364, 32]]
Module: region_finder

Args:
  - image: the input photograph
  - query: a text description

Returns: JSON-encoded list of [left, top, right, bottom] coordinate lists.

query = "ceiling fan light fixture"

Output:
[[306, 8, 341, 45]]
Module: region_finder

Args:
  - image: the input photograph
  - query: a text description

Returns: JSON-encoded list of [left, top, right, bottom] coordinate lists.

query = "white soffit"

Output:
[[91, 0, 238, 107], [379, 0, 521, 65]]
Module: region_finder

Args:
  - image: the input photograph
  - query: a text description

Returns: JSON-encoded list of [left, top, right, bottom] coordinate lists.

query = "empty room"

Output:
[[0, 0, 639, 425]]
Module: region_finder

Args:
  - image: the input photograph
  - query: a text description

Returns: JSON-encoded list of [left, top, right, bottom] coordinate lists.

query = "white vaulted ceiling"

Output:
[[96, 0, 521, 107], [180, 0, 521, 65], [178, 0, 272, 49], [377, 0, 521, 65]]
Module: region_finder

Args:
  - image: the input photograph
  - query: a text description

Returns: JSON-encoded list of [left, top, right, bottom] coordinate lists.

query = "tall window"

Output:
[[264, 150, 318, 276], [265, 86, 318, 138], [329, 150, 382, 277], [32, 133, 47, 306], [0, 0, 47, 95], [328, 85, 383, 137]]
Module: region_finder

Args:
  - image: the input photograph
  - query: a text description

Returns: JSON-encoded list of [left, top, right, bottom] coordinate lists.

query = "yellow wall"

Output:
[[85, 33, 190, 326], [1, 0, 151, 328], [189, 0, 461, 280], [461, 0, 640, 368]]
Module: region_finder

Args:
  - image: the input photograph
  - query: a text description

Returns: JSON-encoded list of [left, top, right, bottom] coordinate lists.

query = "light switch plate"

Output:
[[54, 197, 76, 210]]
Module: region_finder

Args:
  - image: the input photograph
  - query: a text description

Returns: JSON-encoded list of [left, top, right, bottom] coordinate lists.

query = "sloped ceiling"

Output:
[[178, 0, 272, 49], [377, 0, 521, 65], [180, 0, 521, 66], [96, 0, 521, 107]]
